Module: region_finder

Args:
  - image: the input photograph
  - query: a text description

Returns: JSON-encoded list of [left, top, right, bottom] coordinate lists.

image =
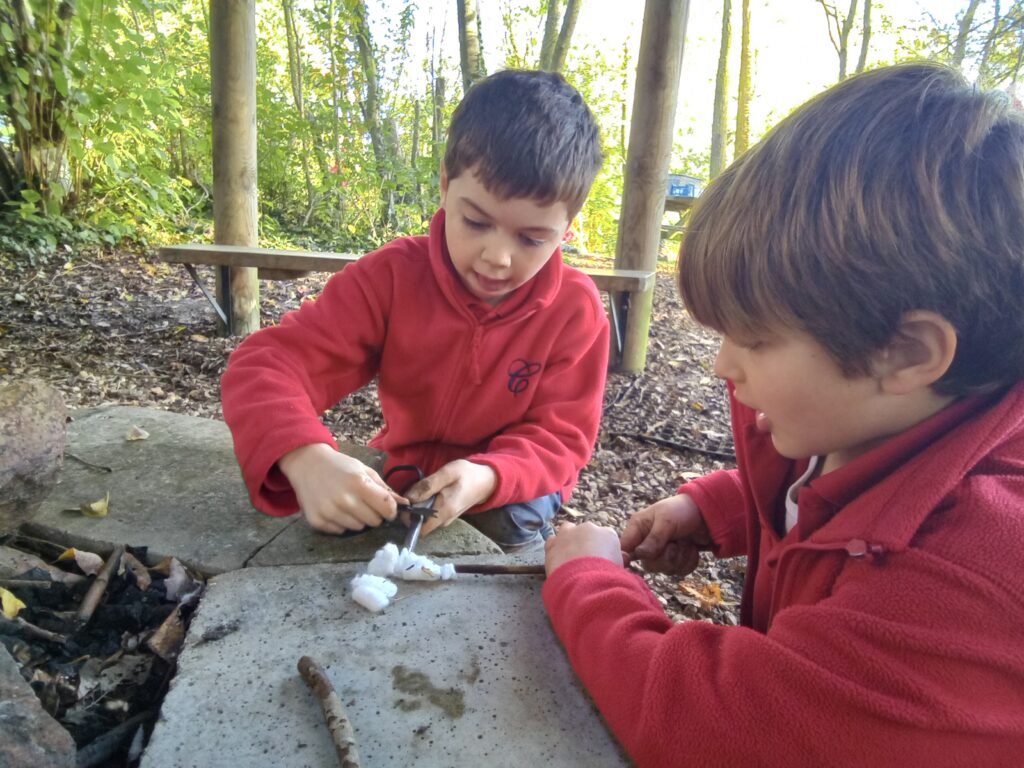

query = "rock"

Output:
[[0, 380, 67, 533], [0, 645, 76, 768]]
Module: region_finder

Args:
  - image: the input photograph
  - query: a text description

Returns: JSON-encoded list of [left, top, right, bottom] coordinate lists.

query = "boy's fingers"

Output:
[[619, 517, 651, 554]]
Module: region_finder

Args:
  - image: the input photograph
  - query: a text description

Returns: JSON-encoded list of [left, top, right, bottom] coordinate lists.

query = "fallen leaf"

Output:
[[121, 551, 151, 591], [1, 587, 26, 618], [678, 580, 736, 610], [190, 334, 208, 343], [57, 548, 104, 575], [125, 425, 150, 441], [80, 492, 110, 518], [561, 505, 584, 518]]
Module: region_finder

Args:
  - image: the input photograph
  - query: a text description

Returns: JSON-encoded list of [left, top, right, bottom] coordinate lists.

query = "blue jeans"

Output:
[[466, 491, 561, 551]]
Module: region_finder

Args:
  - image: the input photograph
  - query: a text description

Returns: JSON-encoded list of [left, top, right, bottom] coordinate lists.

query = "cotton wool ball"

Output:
[[350, 573, 398, 613]]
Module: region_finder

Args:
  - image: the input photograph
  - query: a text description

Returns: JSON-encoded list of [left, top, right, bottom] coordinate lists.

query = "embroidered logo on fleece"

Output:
[[507, 359, 542, 396]]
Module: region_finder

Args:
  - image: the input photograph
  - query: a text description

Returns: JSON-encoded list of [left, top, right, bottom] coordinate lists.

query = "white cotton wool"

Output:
[[350, 573, 398, 613], [393, 548, 457, 581], [366, 542, 401, 577]]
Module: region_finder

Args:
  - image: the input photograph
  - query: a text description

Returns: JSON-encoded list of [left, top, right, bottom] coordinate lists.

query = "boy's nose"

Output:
[[481, 241, 513, 269], [713, 338, 738, 381]]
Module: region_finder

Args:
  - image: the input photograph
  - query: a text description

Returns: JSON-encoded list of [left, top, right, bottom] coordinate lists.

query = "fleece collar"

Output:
[[426, 208, 564, 323], [801, 383, 1024, 552]]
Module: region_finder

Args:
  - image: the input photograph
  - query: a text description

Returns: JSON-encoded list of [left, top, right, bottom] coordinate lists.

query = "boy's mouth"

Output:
[[474, 272, 509, 293]]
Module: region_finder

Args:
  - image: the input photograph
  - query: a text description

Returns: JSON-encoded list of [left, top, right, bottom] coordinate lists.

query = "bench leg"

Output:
[[182, 263, 230, 328], [606, 290, 625, 365]]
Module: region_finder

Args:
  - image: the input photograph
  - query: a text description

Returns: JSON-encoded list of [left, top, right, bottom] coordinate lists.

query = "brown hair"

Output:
[[443, 69, 603, 217], [679, 62, 1024, 395]]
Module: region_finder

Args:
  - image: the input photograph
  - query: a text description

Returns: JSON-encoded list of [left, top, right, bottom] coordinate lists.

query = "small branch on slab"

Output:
[[453, 563, 546, 575], [297, 655, 362, 768], [76, 545, 124, 626], [65, 452, 113, 473], [0, 578, 51, 589]]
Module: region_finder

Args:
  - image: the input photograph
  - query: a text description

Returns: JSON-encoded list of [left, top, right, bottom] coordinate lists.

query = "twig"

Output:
[[0, 578, 51, 589], [0, 614, 68, 645], [76, 545, 124, 626], [453, 563, 546, 575], [607, 431, 736, 461], [297, 656, 362, 768], [65, 452, 114, 473]]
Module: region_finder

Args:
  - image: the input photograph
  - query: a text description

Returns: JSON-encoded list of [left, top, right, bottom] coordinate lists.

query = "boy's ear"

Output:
[[439, 164, 449, 201], [874, 310, 957, 395]]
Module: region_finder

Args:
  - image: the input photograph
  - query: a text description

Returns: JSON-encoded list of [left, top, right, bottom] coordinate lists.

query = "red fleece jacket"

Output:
[[543, 383, 1024, 767], [221, 209, 609, 516]]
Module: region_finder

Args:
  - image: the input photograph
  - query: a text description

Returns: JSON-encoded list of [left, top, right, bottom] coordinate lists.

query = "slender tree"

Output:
[[734, 0, 752, 157], [952, 0, 983, 67], [457, 0, 486, 93], [550, 0, 582, 73], [539, 0, 561, 70], [816, 0, 860, 80], [855, 0, 872, 74], [282, 0, 315, 217], [709, 0, 732, 179]]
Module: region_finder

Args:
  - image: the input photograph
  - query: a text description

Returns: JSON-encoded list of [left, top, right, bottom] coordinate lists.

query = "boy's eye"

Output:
[[520, 235, 545, 248], [463, 217, 488, 230]]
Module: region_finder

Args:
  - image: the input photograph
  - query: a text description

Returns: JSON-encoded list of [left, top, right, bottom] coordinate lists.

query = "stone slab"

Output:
[[0, 645, 76, 768], [141, 561, 628, 768], [250, 516, 502, 566], [26, 406, 291, 575]]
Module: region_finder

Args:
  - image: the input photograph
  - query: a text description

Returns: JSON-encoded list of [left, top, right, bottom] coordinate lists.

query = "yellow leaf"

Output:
[[561, 505, 584, 518], [1, 587, 26, 619], [190, 333, 208, 343], [56, 547, 77, 562], [125, 425, 150, 441], [80, 492, 110, 518]]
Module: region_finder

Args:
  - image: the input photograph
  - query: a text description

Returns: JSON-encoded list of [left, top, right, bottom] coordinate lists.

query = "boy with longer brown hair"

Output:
[[543, 62, 1024, 766], [222, 69, 607, 552]]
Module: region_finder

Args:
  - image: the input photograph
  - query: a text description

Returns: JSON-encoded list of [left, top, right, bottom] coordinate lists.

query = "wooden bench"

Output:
[[158, 244, 654, 364]]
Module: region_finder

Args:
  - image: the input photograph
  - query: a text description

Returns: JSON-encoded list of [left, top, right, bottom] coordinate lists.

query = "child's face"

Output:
[[713, 326, 895, 474], [439, 167, 571, 305]]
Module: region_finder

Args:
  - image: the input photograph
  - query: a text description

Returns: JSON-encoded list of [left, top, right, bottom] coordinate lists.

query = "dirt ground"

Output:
[[0, 248, 744, 623]]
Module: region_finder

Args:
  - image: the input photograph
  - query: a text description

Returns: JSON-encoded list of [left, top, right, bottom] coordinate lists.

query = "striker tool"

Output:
[[384, 465, 437, 554]]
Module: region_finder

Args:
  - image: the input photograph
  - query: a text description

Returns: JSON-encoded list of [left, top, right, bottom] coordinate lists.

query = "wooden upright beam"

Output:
[[210, 0, 260, 336], [613, 0, 690, 372]]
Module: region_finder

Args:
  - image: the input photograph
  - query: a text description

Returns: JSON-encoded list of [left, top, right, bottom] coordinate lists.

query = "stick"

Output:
[[297, 656, 362, 768], [453, 563, 546, 575], [75, 710, 154, 768], [607, 431, 736, 460], [76, 545, 124, 626], [0, 615, 68, 645], [0, 578, 51, 589]]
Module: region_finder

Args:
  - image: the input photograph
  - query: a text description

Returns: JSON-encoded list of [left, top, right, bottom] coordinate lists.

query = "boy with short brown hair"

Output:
[[222, 69, 607, 552], [543, 62, 1024, 766]]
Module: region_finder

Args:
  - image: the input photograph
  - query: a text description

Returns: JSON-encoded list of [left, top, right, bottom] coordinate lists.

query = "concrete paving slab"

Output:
[[142, 562, 628, 768], [25, 406, 289, 574]]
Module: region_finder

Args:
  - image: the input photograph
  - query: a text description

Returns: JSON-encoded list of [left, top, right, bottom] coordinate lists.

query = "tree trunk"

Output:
[[734, 0, 752, 157], [324, 0, 346, 227], [210, 0, 260, 336], [539, 0, 561, 70], [952, 0, 983, 68], [855, 0, 872, 74], [977, 0, 1001, 86], [816, 0, 860, 81], [350, 0, 393, 230], [457, 0, 486, 93], [550, 0, 583, 73], [283, 0, 315, 216], [709, 0, 732, 179], [615, 0, 691, 372]]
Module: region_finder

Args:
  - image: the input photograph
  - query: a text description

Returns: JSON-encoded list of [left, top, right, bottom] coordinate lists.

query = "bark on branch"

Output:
[[297, 655, 362, 768]]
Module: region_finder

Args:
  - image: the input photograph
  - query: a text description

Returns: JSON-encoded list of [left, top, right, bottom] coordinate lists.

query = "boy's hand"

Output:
[[544, 522, 623, 576], [405, 460, 496, 536], [620, 493, 712, 576], [278, 443, 403, 534]]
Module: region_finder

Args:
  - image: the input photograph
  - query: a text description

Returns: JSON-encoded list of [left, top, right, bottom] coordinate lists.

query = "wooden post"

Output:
[[613, 0, 690, 372], [210, 0, 260, 336]]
